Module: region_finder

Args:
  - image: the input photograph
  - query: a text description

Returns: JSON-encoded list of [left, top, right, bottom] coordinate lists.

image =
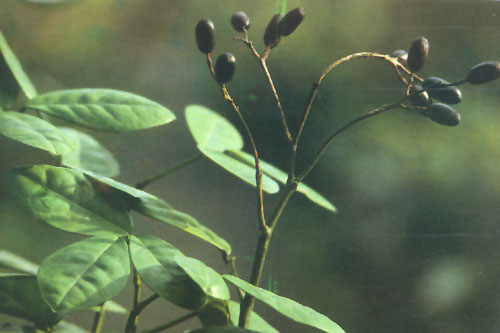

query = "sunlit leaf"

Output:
[[89, 300, 127, 315], [0, 111, 76, 155], [228, 300, 278, 333], [0, 31, 37, 100], [26, 89, 175, 132], [228, 150, 337, 212], [0, 250, 38, 275], [129, 235, 207, 310], [53, 321, 88, 332], [224, 275, 345, 333], [37, 236, 130, 314], [8, 165, 132, 236], [0, 275, 59, 329], [199, 147, 280, 194], [59, 127, 119, 177], [185, 104, 243, 152], [82, 171, 231, 255]]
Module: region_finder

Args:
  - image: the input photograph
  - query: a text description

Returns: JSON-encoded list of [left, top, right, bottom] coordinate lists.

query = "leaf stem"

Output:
[[135, 153, 203, 189], [91, 303, 106, 333], [124, 269, 142, 333], [142, 311, 197, 333]]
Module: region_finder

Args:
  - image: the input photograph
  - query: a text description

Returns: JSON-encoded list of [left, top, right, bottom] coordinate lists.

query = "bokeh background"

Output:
[[1, 0, 500, 332]]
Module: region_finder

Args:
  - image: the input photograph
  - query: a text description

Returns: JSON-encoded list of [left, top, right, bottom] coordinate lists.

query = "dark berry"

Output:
[[428, 103, 461, 126], [264, 14, 282, 48], [422, 77, 462, 105], [466, 61, 500, 85], [392, 49, 408, 68], [280, 7, 305, 36], [407, 37, 429, 72], [195, 19, 216, 54], [231, 11, 250, 32], [409, 85, 430, 108], [215, 53, 236, 84]]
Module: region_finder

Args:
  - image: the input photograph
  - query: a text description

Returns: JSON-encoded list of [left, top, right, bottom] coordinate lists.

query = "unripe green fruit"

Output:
[[407, 37, 429, 72], [196, 19, 216, 54], [264, 14, 282, 48], [466, 61, 500, 85], [428, 103, 461, 126], [231, 11, 250, 32], [215, 53, 236, 84], [422, 77, 462, 105], [280, 7, 305, 36], [409, 85, 430, 108]]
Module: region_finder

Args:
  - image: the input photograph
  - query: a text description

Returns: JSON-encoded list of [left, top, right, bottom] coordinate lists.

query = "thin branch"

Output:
[[223, 253, 244, 301], [91, 303, 106, 333], [135, 154, 203, 189], [142, 311, 198, 333], [124, 269, 142, 333], [125, 294, 160, 333]]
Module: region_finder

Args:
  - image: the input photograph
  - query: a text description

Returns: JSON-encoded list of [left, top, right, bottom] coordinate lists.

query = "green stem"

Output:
[[142, 311, 198, 333], [135, 154, 203, 189], [91, 303, 106, 333], [125, 269, 142, 333]]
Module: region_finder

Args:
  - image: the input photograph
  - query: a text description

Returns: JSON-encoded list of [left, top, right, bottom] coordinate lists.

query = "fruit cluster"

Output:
[[394, 37, 500, 126]]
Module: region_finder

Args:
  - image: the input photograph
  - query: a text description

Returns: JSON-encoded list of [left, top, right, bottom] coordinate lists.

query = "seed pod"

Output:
[[231, 11, 250, 32], [215, 53, 236, 84], [392, 49, 408, 67], [195, 19, 216, 54], [280, 7, 305, 36], [264, 14, 282, 48], [409, 85, 430, 108], [422, 77, 462, 105], [407, 37, 429, 72], [466, 61, 500, 85], [428, 103, 461, 126]]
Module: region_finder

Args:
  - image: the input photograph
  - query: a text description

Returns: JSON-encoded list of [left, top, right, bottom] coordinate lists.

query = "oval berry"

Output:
[[264, 14, 282, 48], [466, 61, 500, 85], [407, 37, 429, 72], [409, 85, 430, 108], [392, 49, 408, 67], [428, 103, 461, 126], [215, 53, 236, 84], [422, 77, 462, 105], [280, 7, 305, 36], [231, 11, 250, 32], [195, 19, 216, 54]]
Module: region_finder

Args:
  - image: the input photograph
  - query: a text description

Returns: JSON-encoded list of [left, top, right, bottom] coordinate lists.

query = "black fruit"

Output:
[[280, 7, 305, 36], [392, 49, 408, 68], [231, 11, 250, 32], [407, 37, 429, 72], [215, 53, 236, 84], [196, 19, 216, 54], [422, 77, 462, 105], [409, 85, 430, 108], [428, 103, 461, 126], [466, 61, 500, 85], [264, 14, 282, 48]]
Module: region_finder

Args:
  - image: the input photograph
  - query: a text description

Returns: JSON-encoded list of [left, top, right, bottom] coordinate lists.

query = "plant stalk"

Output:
[[91, 303, 106, 333], [124, 269, 142, 333], [125, 294, 160, 333], [142, 311, 197, 333]]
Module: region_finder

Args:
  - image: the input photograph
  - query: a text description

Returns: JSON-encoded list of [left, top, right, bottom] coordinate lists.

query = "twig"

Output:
[[142, 311, 198, 333], [91, 303, 106, 333], [223, 252, 244, 301], [125, 294, 160, 333], [124, 268, 142, 333]]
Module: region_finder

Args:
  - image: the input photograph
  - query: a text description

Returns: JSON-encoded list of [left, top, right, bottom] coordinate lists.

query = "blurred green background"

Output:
[[1, 0, 500, 332]]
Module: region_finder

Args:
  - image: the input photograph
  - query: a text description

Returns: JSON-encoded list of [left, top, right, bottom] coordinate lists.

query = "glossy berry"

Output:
[[422, 77, 462, 105], [409, 85, 430, 108], [215, 53, 236, 84], [407, 37, 429, 72], [428, 103, 461, 126], [264, 14, 282, 48], [392, 49, 408, 67], [466, 61, 500, 85], [231, 11, 250, 32], [280, 7, 305, 36], [196, 19, 216, 54]]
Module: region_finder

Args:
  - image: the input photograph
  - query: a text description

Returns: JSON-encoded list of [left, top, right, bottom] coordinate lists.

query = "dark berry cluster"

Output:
[[195, 8, 306, 85], [394, 37, 500, 126]]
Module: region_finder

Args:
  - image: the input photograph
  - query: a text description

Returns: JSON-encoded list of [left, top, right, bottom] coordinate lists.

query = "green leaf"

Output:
[[82, 171, 232, 255], [199, 147, 279, 194], [197, 298, 230, 327], [187, 328, 261, 333], [37, 236, 130, 314], [0, 31, 38, 100], [228, 300, 278, 333], [59, 127, 120, 177], [8, 165, 132, 236], [54, 321, 89, 332], [224, 275, 345, 333], [185, 104, 244, 152], [0, 275, 59, 329], [25, 89, 175, 132], [0, 250, 38, 275], [0, 111, 76, 155], [129, 235, 207, 310], [89, 300, 127, 315], [228, 150, 337, 212]]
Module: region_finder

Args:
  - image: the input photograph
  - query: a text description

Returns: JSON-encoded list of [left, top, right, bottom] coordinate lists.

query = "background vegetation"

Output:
[[1, 0, 499, 332]]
